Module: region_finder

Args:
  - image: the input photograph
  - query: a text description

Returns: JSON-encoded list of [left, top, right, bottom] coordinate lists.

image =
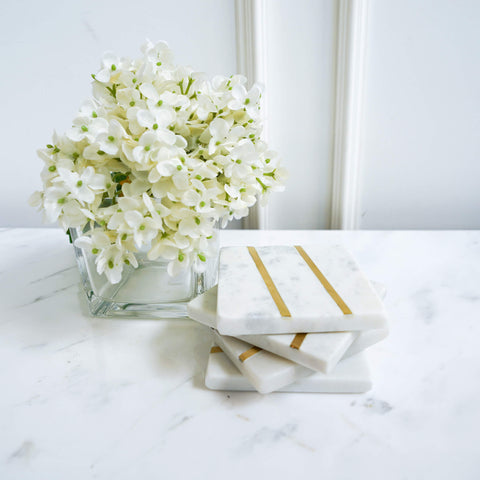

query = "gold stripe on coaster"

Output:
[[294, 245, 352, 315], [210, 346, 223, 354], [238, 346, 262, 362], [290, 333, 307, 350], [247, 246, 291, 317]]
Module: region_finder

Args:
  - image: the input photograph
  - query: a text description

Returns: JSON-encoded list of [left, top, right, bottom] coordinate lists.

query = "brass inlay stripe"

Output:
[[247, 246, 291, 317], [290, 333, 307, 350], [210, 346, 223, 353], [238, 346, 262, 362], [294, 245, 352, 315]]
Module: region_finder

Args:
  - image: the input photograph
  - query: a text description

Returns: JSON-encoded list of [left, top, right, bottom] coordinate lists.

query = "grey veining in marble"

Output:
[[212, 330, 313, 394], [216, 245, 388, 334], [2, 228, 480, 480], [205, 344, 372, 393]]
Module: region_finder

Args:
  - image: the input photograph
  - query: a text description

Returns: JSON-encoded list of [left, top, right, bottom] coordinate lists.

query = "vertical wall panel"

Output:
[[1, 0, 236, 227], [359, 0, 480, 229], [264, 0, 338, 229]]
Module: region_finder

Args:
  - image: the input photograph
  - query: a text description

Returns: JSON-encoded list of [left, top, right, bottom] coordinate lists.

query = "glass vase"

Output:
[[70, 228, 219, 318]]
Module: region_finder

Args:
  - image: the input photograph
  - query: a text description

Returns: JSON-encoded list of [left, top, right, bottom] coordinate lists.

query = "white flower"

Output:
[[124, 210, 160, 248], [67, 116, 109, 143], [96, 120, 127, 155], [43, 185, 70, 222], [227, 84, 261, 117], [96, 245, 124, 284], [94, 52, 121, 83], [31, 40, 286, 284], [142, 40, 174, 66], [74, 231, 111, 253], [56, 166, 106, 204]]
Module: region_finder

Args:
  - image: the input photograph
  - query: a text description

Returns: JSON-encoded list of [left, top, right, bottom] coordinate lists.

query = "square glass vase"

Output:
[[70, 228, 219, 318]]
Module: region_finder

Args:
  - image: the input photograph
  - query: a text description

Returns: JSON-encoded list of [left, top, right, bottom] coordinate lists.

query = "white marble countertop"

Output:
[[1, 228, 479, 480]]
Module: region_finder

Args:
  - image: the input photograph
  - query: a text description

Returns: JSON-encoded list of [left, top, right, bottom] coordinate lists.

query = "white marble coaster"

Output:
[[188, 282, 388, 373], [205, 345, 372, 393], [343, 328, 389, 358], [238, 331, 355, 374], [212, 330, 312, 394], [216, 245, 388, 335]]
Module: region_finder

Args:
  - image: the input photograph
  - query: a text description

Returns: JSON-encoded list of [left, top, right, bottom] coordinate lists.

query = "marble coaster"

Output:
[[216, 245, 388, 335], [205, 345, 372, 393], [212, 330, 312, 394], [188, 282, 388, 373]]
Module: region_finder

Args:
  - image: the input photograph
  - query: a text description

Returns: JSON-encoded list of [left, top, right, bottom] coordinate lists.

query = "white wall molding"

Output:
[[235, 0, 268, 229], [330, 0, 369, 229]]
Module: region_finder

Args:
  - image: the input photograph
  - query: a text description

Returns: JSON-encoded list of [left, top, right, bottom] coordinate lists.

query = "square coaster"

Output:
[[212, 330, 312, 394], [188, 282, 388, 373], [216, 245, 388, 335], [205, 344, 372, 393]]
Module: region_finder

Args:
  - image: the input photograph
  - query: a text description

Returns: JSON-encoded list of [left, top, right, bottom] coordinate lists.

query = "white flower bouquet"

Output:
[[30, 41, 286, 284]]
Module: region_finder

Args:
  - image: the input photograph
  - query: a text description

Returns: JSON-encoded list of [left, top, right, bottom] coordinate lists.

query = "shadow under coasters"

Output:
[[205, 344, 372, 393], [216, 245, 388, 335], [188, 283, 388, 374]]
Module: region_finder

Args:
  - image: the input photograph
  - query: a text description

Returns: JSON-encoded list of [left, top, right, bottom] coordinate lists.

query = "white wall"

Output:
[[2, 0, 480, 230], [1, 0, 236, 227], [358, 0, 480, 229], [264, 0, 338, 230]]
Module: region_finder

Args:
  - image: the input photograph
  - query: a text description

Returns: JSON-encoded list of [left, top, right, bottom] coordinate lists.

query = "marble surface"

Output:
[[189, 283, 388, 373], [217, 245, 388, 334], [1, 228, 480, 479], [206, 345, 372, 393]]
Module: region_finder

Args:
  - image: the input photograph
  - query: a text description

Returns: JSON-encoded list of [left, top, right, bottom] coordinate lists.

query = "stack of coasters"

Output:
[[187, 244, 389, 394]]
